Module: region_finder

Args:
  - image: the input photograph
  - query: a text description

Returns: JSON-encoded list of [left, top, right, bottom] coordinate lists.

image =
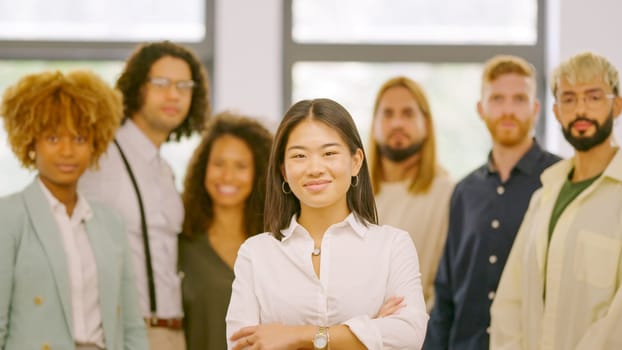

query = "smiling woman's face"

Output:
[[282, 119, 362, 215], [204, 134, 255, 211]]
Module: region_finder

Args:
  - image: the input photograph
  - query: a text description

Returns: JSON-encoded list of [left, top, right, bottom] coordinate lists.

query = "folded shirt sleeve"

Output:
[[345, 230, 429, 350]]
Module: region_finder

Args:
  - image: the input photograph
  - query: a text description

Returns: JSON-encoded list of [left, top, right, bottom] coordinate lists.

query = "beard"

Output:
[[561, 110, 614, 152], [485, 114, 533, 147], [378, 139, 424, 162]]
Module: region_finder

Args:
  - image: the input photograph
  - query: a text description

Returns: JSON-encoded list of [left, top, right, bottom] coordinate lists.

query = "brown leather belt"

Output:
[[145, 317, 183, 330]]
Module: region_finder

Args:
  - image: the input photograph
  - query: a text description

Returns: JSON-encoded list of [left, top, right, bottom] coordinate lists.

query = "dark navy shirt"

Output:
[[424, 141, 560, 350]]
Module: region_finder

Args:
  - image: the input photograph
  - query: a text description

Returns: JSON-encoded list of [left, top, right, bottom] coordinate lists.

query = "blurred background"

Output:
[[1, 0, 619, 195]]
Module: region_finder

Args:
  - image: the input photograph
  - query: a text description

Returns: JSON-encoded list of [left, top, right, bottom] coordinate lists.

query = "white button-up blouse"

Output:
[[226, 213, 428, 349]]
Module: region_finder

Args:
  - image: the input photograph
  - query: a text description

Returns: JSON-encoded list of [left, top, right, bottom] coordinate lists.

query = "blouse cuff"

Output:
[[343, 315, 383, 350]]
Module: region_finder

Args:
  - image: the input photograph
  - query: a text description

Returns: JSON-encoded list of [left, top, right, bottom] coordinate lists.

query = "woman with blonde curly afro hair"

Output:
[[0, 70, 148, 350]]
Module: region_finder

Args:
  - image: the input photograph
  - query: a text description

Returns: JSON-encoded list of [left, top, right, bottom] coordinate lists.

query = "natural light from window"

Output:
[[293, 0, 537, 45], [292, 62, 491, 180], [0, 0, 205, 41]]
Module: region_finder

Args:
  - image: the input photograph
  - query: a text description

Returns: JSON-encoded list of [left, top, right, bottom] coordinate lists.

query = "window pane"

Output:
[[161, 135, 201, 191], [0, 60, 197, 196], [0, 0, 204, 41], [293, 0, 536, 45], [292, 62, 491, 180]]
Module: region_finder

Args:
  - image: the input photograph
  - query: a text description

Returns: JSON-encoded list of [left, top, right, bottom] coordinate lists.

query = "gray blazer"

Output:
[[0, 180, 148, 350]]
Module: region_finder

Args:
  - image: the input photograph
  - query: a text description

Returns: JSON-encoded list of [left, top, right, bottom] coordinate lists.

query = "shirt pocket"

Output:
[[574, 230, 621, 288]]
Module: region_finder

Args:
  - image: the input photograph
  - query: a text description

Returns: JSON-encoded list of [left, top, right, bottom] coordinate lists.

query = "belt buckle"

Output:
[[150, 316, 159, 327]]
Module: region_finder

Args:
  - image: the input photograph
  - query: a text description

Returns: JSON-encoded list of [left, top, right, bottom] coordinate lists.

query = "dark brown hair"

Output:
[[182, 112, 273, 237], [265, 98, 378, 239], [116, 41, 210, 141]]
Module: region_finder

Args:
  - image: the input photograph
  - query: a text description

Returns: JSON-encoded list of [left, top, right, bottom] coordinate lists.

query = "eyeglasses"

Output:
[[556, 91, 616, 113], [147, 76, 196, 94]]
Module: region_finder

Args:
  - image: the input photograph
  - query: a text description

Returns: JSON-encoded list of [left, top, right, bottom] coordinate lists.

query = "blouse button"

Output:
[[491, 219, 500, 229]]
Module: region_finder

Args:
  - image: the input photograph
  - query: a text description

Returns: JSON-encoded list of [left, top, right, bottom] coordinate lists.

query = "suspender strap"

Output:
[[113, 139, 157, 314]]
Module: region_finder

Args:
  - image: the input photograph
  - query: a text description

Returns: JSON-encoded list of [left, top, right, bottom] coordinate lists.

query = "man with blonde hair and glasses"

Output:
[[80, 41, 210, 350], [368, 76, 454, 311], [491, 52, 622, 349], [425, 55, 559, 350]]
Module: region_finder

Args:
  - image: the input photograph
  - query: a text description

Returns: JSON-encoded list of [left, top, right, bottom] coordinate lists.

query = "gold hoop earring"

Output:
[[28, 150, 36, 161], [281, 181, 292, 194], [351, 175, 359, 187]]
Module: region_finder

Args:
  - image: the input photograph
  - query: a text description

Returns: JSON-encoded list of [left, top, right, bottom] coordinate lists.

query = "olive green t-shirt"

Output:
[[548, 170, 601, 240]]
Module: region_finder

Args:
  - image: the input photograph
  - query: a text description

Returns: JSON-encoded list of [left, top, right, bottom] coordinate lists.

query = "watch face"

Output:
[[313, 334, 328, 348]]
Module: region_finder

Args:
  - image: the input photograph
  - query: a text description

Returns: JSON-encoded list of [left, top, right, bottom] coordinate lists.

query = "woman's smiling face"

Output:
[[282, 119, 362, 214]]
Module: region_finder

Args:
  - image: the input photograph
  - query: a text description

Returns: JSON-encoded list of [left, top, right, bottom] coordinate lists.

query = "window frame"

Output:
[[283, 0, 548, 140], [0, 0, 214, 65]]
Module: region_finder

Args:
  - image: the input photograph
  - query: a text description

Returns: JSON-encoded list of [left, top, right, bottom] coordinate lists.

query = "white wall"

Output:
[[213, 0, 282, 128], [559, 0, 622, 80], [546, 0, 622, 157]]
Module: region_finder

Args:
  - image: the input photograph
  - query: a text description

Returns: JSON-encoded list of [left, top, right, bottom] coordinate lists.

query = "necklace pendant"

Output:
[[312, 247, 321, 256]]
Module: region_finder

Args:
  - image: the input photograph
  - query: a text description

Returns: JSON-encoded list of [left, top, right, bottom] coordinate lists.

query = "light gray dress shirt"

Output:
[[79, 121, 184, 319]]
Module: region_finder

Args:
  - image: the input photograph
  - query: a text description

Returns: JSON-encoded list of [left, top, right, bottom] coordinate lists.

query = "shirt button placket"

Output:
[[318, 287, 328, 325]]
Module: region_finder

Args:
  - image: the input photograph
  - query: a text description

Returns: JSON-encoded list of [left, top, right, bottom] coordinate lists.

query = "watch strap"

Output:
[[313, 326, 329, 350]]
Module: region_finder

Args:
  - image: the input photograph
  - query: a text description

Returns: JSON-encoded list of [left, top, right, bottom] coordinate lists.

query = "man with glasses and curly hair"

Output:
[[491, 52, 622, 349], [80, 41, 210, 350]]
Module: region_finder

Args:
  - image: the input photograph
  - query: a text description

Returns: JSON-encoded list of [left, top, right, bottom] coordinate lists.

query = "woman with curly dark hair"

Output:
[[179, 112, 272, 350], [0, 70, 147, 350]]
